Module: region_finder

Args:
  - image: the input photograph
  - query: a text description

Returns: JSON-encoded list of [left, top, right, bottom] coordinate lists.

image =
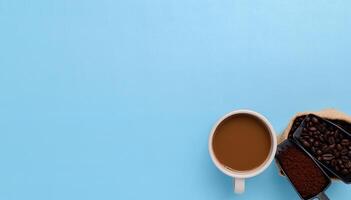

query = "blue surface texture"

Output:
[[1, 0, 351, 199]]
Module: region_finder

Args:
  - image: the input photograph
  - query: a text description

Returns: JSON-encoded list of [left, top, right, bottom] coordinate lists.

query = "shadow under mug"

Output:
[[208, 109, 277, 194]]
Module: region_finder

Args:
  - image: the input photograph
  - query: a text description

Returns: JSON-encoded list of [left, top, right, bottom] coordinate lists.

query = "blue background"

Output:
[[1, 0, 351, 199]]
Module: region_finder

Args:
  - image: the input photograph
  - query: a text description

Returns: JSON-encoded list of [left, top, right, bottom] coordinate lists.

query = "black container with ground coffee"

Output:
[[293, 114, 351, 183], [275, 140, 330, 200]]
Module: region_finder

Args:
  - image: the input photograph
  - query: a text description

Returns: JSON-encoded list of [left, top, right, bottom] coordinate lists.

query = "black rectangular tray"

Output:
[[275, 140, 330, 200], [293, 114, 351, 183]]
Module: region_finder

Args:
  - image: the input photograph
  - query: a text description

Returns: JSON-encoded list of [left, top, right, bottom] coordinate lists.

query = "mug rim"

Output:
[[208, 109, 277, 179]]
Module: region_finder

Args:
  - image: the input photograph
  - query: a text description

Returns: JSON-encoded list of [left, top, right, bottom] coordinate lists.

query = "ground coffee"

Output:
[[276, 141, 329, 199]]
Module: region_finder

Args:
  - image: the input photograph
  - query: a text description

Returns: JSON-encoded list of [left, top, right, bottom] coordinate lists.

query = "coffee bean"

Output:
[[332, 148, 339, 154], [312, 117, 318, 123], [342, 156, 349, 161], [302, 140, 310, 147], [339, 135, 344, 140], [320, 126, 326, 132], [309, 126, 317, 132], [322, 145, 330, 153], [309, 138, 314, 143], [317, 156, 322, 161], [305, 116, 311, 122], [337, 144, 343, 150], [301, 132, 308, 137], [324, 134, 329, 141], [341, 139, 350, 146], [316, 150, 322, 155], [319, 136, 325, 142], [346, 161, 351, 168], [328, 137, 335, 145], [336, 166, 340, 171], [337, 159, 342, 164], [301, 137, 309, 142], [322, 154, 334, 160], [312, 147, 316, 153], [341, 149, 348, 156], [314, 141, 320, 147], [348, 151, 351, 157]]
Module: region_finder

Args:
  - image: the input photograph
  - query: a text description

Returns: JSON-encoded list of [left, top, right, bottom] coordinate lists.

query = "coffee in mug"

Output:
[[212, 113, 272, 171], [209, 110, 277, 194]]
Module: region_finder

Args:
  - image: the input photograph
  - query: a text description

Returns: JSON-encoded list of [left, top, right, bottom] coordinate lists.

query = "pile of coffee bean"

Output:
[[288, 115, 351, 139], [297, 115, 351, 177]]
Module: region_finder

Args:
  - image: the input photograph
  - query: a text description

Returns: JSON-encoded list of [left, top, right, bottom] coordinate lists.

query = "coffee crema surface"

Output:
[[212, 114, 272, 171]]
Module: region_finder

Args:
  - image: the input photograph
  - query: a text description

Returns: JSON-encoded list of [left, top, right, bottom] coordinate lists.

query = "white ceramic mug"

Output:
[[208, 109, 277, 194]]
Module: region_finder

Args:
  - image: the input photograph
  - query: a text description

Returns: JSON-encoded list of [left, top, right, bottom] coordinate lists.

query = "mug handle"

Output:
[[233, 178, 245, 194]]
